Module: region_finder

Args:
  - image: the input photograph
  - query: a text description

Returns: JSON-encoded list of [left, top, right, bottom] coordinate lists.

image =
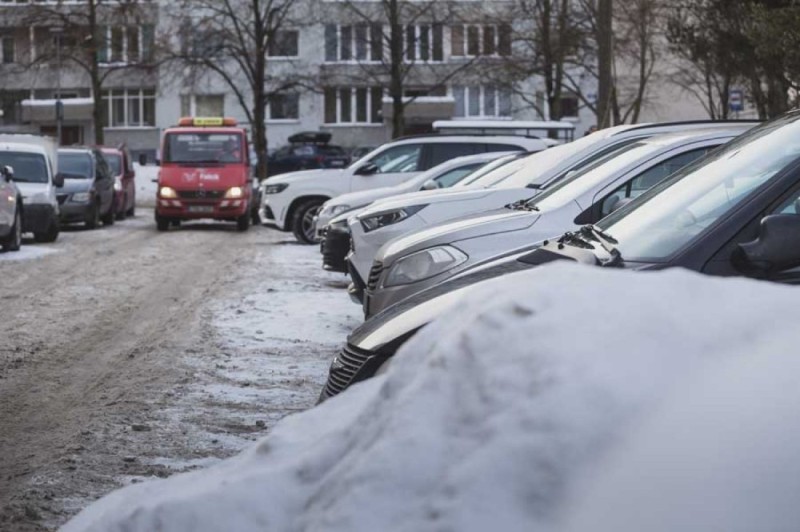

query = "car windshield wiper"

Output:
[[556, 230, 595, 250], [579, 225, 624, 267], [505, 198, 540, 212]]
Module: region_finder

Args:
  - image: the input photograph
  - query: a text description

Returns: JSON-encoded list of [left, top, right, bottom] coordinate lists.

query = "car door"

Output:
[[94, 153, 114, 213], [350, 143, 424, 192]]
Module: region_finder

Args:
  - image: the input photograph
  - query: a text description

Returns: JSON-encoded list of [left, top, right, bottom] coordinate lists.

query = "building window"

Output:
[[268, 93, 299, 120], [101, 89, 156, 128], [324, 87, 383, 124], [451, 24, 511, 57], [180, 94, 225, 117], [325, 24, 383, 62], [268, 30, 298, 58], [453, 86, 512, 118], [404, 24, 443, 62], [97, 25, 155, 64], [558, 93, 579, 118], [1, 37, 14, 64]]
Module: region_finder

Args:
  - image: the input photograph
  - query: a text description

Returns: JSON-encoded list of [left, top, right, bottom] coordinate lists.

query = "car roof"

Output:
[[386, 135, 549, 150], [0, 142, 47, 154]]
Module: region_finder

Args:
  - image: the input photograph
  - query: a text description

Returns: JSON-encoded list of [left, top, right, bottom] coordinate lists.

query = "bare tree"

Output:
[[22, 0, 157, 144], [164, 0, 311, 180]]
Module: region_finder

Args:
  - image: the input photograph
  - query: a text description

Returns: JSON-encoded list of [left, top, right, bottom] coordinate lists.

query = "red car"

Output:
[[100, 146, 136, 220]]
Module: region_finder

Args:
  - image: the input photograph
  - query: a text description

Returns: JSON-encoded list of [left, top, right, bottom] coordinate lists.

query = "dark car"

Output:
[[267, 132, 350, 176], [319, 110, 800, 402], [57, 148, 116, 229]]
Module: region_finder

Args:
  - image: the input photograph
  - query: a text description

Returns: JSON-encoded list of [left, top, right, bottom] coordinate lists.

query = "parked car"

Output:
[[100, 146, 136, 220], [57, 147, 116, 229], [318, 111, 798, 401], [345, 121, 760, 292], [259, 134, 549, 244], [267, 132, 350, 177], [0, 164, 23, 252], [360, 126, 752, 317], [0, 134, 62, 243], [318, 151, 514, 272]]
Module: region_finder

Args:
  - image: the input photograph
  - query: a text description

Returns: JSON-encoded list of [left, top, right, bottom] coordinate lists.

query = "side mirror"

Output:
[[420, 179, 439, 191], [354, 162, 379, 176], [732, 214, 800, 276], [138, 153, 148, 166], [53, 172, 65, 188], [1, 165, 14, 181]]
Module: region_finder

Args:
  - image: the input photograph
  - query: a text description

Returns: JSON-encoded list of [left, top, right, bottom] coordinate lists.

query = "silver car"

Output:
[[0, 164, 23, 252]]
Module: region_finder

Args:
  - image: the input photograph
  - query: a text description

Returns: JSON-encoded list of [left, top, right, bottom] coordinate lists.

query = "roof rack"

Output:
[[393, 132, 543, 141], [626, 119, 762, 132]]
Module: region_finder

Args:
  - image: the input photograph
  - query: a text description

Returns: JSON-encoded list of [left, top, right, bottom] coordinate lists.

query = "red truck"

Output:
[[155, 117, 253, 232]]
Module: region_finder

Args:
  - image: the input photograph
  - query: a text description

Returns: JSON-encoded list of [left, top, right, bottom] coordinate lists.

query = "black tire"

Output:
[[155, 214, 170, 232], [2, 208, 21, 252], [85, 202, 100, 230], [127, 204, 135, 217], [101, 203, 115, 226], [236, 212, 250, 232], [251, 206, 261, 225], [291, 199, 324, 244], [34, 218, 59, 243]]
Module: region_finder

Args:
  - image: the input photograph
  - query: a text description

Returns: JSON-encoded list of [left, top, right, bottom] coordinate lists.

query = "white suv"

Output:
[[259, 135, 548, 243]]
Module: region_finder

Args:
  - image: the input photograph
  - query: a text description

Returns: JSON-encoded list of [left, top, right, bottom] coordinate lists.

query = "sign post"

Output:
[[729, 89, 744, 118]]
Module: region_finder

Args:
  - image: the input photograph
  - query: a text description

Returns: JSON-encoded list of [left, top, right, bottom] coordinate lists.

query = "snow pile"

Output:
[[0, 244, 59, 262], [62, 263, 800, 532], [133, 163, 159, 208]]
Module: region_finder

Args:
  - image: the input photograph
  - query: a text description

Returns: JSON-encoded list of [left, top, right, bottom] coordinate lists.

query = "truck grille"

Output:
[[367, 261, 383, 291], [323, 344, 372, 398], [177, 190, 225, 199]]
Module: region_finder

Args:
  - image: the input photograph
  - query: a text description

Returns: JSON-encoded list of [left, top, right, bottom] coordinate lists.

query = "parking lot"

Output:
[[0, 215, 359, 530]]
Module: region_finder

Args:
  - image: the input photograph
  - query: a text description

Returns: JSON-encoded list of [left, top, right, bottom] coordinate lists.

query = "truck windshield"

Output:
[[0, 152, 48, 183], [58, 152, 92, 179], [164, 133, 244, 164]]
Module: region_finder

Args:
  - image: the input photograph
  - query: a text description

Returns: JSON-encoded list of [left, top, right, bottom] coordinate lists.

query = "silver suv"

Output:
[[0, 165, 23, 252]]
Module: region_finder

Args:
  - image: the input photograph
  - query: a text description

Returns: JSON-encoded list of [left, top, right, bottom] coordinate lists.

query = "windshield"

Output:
[[531, 141, 660, 211], [164, 132, 244, 164], [456, 153, 529, 188], [105, 154, 122, 176], [597, 113, 800, 261], [58, 152, 92, 179], [0, 152, 48, 183]]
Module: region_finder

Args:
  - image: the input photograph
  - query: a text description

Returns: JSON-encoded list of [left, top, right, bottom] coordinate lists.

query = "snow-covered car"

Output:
[[320, 110, 800, 399], [0, 134, 62, 243], [345, 120, 759, 291], [258, 135, 548, 243], [318, 151, 514, 273], [360, 126, 751, 317], [0, 164, 23, 252]]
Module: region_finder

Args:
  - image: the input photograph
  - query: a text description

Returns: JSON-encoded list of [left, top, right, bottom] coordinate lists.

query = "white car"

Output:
[[314, 151, 513, 236], [259, 135, 548, 243], [346, 120, 759, 287], [0, 134, 62, 243]]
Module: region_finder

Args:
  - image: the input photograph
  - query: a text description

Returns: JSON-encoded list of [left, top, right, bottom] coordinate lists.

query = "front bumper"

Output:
[[321, 225, 351, 273], [59, 202, 93, 224], [156, 198, 248, 220], [22, 204, 57, 233]]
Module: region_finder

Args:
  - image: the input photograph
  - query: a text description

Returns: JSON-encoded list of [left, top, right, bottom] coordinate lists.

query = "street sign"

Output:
[[729, 89, 744, 113]]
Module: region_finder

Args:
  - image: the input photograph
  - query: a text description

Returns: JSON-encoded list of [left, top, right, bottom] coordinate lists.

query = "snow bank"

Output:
[[134, 163, 159, 208], [0, 244, 59, 262], [62, 263, 800, 532]]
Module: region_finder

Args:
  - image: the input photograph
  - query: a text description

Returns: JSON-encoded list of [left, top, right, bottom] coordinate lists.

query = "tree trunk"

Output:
[[88, 0, 104, 145], [253, 4, 268, 180], [389, 0, 404, 138], [596, 0, 613, 128]]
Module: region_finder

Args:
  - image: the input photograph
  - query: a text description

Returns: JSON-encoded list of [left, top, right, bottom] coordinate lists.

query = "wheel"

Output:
[[171, 220, 181, 227], [101, 203, 115, 226], [251, 206, 261, 225], [2, 208, 21, 252], [115, 197, 127, 221], [34, 218, 59, 243], [85, 202, 100, 229], [291, 199, 324, 244], [236, 212, 250, 232], [127, 204, 135, 217], [155, 214, 170, 232]]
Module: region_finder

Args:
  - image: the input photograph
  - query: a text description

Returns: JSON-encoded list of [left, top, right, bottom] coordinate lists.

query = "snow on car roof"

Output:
[[61, 263, 800, 532]]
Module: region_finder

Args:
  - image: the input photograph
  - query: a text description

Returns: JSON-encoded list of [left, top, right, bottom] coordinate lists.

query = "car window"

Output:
[[368, 144, 422, 173], [599, 147, 713, 217], [292, 145, 315, 157], [485, 143, 524, 153], [58, 152, 93, 179], [432, 163, 485, 188], [106, 154, 123, 176], [427, 143, 477, 168], [95, 153, 111, 180], [0, 152, 48, 183]]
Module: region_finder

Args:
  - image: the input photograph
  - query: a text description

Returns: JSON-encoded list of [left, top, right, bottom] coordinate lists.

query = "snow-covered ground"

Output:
[[0, 243, 59, 262], [62, 263, 800, 532]]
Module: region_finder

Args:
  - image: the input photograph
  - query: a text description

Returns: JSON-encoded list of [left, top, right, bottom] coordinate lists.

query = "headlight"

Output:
[[159, 186, 178, 199], [114, 178, 122, 192], [384, 246, 468, 287], [224, 186, 244, 199], [71, 192, 91, 202], [263, 183, 289, 194], [360, 205, 427, 233]]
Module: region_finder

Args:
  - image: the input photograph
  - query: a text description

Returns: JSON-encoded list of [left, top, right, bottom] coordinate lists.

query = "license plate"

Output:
[[187, 205, 214, 213]]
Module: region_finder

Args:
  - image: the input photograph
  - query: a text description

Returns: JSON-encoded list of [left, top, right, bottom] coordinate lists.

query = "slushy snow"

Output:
[[61, 263, 800, 532]]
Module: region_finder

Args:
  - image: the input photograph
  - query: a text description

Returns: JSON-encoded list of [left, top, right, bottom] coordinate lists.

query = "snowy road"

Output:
[[0, 213, 360, 531]]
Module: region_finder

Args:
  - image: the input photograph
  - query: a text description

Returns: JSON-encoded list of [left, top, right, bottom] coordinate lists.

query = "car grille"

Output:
[[177, 190, 225, 199], [323, 344, 372, 398], [367, 261, 383, 291], [322, 227, 351, 273], [56, 194, 68, 205]]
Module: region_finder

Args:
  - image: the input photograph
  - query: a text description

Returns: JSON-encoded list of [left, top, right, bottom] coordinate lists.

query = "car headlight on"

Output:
[[263, 183, 289, 194], [384, 245, 468, 287], [224, 186, 244, 199], [159, 186, 178, 199], [114, 177, 122, 192], [360, 205, 427, 233], [71, 192, 91, 203]]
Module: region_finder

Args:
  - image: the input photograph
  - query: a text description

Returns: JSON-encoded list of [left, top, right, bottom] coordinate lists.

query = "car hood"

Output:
[[359, 187, 536, 218], [266, 168, 349, 185], [326, 181, 419, 209], [379, 209, 540, 262], [58, 179, 92, 194]]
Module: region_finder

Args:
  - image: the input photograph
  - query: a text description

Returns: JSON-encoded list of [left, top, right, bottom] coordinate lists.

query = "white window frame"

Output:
[[403, 24, 443, 63], [451, 24, 509, 58], [102, 88, 156, 129], [453, 86, 512, 118], [98, 26, 150, 65], [324, 87, 383, 126], [325, 24, 381, 64]]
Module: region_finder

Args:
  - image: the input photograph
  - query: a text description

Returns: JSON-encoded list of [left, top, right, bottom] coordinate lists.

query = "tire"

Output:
[[127, 204, 135, 217], [2, 208, 21, 252], [155, 214, 170, 232], [101, 203, 115, 226], [236, 212, 250, 232], [291, 199, 324, 244], [85, 202, 100, 230], [251, 206, 261, 225], [115, 197, 127, 221], [34, 218, 59, 243]]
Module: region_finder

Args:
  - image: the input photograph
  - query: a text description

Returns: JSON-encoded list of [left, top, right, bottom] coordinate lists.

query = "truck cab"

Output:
[[155, 117, 252, 232]]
